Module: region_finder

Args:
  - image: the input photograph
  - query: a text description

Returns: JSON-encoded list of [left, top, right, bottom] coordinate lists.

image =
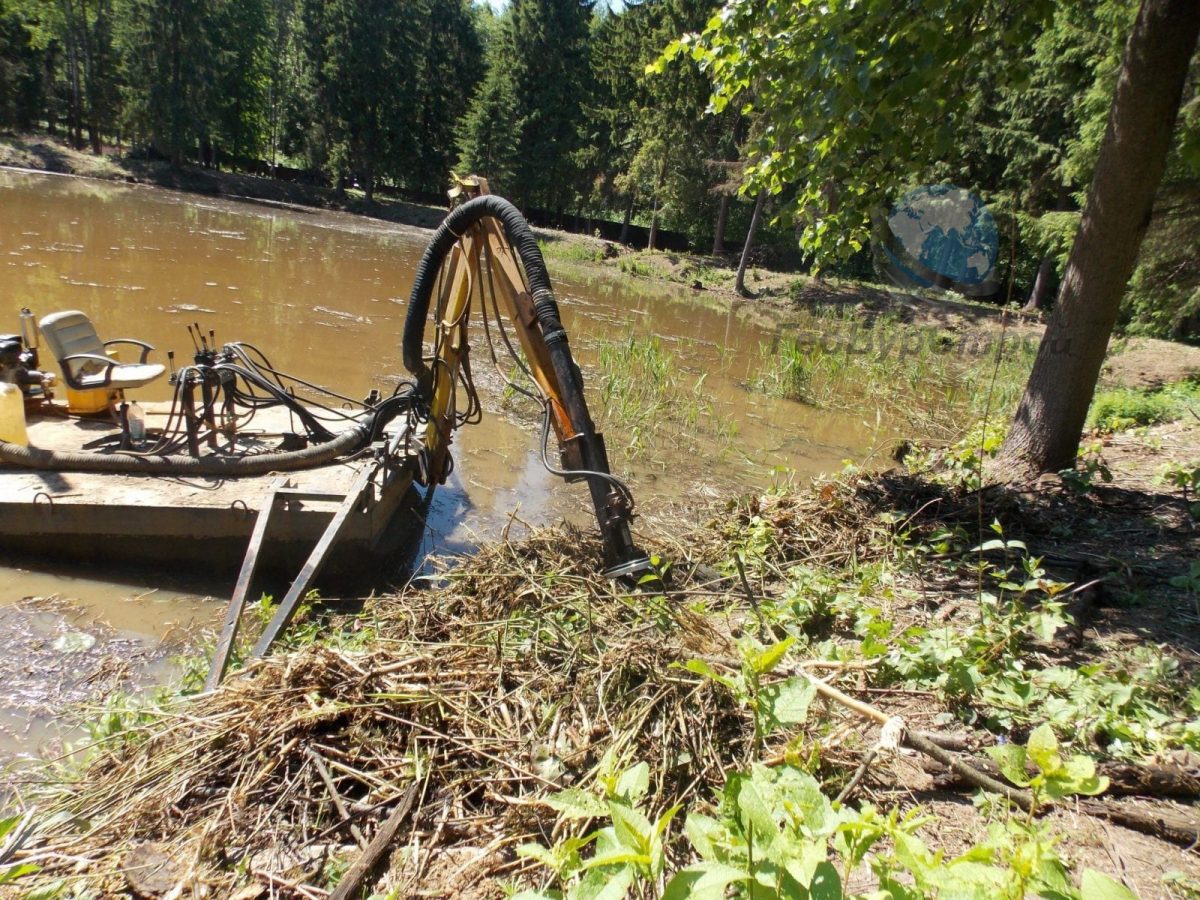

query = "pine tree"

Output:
[[458, 0, 593, 212], [407, 0, 483, 193], [0, 1, 45, 129], [299, 0, 427, 202], [117, 0, 213, 164]]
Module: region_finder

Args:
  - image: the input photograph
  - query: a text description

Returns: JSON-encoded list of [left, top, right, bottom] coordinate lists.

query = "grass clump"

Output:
[[538, 238, 609, 265], [595, 334, 736, 454], [1088, 379, 1200, 432]]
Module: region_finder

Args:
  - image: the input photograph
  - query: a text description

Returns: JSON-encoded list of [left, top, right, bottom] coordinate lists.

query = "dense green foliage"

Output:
[[667, 0, 1199, 332], [0, 0, 1196, 336]]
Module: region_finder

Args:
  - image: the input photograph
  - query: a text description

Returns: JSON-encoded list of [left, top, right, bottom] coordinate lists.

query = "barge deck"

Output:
[[0, 402, 420, 581]]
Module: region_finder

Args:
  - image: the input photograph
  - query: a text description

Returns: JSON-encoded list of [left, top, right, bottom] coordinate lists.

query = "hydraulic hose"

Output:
[[403, 195, 561, 381], [0, 425, 368, 477]]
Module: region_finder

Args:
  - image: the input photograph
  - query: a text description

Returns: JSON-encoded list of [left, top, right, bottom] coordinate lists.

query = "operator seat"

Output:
[[38, 310, 165, 393]]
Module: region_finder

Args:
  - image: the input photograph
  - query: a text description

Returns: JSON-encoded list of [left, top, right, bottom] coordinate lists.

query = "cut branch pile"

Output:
[[11, 529, 747, 897]]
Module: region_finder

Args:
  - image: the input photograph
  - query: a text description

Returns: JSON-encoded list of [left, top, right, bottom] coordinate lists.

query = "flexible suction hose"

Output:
[[403, 195, 563, 380], [401, 194, 650, 578], [0, 425, 367, 476]]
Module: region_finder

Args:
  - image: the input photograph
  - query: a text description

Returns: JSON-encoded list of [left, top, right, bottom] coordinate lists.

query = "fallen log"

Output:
[[799, 669, 1200, 846], [928, 755, 1200, 799]]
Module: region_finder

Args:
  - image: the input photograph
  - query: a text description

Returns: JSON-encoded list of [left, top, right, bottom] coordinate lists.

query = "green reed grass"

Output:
[[596, 335, 737, 454], [753, 315, 1038, 438]]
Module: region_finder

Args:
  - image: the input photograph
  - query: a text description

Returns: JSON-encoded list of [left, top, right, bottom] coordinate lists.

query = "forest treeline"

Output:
[[0, 0, 1196, 338]]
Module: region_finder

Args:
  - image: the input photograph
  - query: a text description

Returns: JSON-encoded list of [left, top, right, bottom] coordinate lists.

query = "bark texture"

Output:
[[999, 0, 1200, 476], [735, 191, 765, 297], [1024, 255, 1055, 311], [712, 192, 730, 255]]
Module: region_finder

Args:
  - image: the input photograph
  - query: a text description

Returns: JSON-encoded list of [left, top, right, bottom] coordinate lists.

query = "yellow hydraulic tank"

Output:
[[0, 383, 29, 445], [64, 384, 117, 414], [63, 348, 118, 414]]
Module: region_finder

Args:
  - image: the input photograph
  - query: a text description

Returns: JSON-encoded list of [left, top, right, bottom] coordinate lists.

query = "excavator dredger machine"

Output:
[[401, 180, 653, 581]]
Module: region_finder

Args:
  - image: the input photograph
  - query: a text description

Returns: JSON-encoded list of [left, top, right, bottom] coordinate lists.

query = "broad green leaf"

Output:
[[21, 880, 66, 900], [809, 861, 842, 900], [517, 842, 561, 871], [545, 788, 607, 820], [683, 659, 740, 693], [615, 763, 650, 804], [749, 636, 796, 675], [1026, 724, 1063, 775], [1047, 756, 1108, 799], [985, 743, 1032, 787], [0, 815, 20, 842], [0, 863, 40, 885], [736, 778, 779, 851], [684, 813, 726, 862], [579, 849, 649, 871], [1080, 869, 1138, 900], [972, 539, 1008, 552], [569, 865, 635, 900], [759, 676, 816, 731], [654, 803, 683, 839], [663, 862, 748, 900], [608, 801, 653, 855]]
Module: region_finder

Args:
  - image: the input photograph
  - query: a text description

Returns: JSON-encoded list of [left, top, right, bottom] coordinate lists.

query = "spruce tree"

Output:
[[458, 0, 593, 212]]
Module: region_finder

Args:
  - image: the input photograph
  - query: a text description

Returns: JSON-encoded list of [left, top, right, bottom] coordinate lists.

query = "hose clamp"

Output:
[[542, 328, 568, 347]]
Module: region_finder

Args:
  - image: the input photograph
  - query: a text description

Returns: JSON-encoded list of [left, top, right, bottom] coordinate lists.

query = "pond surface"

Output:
[[0, 168, 880, 760]]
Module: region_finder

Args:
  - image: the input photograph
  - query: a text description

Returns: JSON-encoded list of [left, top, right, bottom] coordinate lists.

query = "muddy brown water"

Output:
[[0, 168, 881, 761]]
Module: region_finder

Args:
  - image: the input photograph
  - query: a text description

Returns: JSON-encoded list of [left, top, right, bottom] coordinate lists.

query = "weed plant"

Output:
[[1088, 379, 1200, 432]]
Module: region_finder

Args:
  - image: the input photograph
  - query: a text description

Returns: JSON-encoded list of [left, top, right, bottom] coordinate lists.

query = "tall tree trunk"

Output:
[[75, 0, 103, 154], [735, 191, 766, 297], [1023, 255, 1055, 312], [619, 194, 633, 245], [65, 38, 83, 150], [647, 166, 665, 252], [998, 0, 1199, 477], [712, 192, 730, 255]]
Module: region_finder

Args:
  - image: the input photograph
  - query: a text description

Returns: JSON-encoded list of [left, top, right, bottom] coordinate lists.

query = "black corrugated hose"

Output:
[[401, 194, 651, 579]]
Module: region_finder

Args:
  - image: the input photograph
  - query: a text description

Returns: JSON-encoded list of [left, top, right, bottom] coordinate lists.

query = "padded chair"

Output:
[[38, 310, 166, 393]]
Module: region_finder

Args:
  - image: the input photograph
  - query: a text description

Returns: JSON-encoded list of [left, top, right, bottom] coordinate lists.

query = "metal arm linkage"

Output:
[[402, 185, 651, 580]]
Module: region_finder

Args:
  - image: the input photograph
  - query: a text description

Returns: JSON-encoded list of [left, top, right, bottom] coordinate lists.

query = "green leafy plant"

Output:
[[987, 724, 1109, 815], [1157, 459, 1200, 517], [1169, 559, 1200, 618], [682, 636, 815, 753], [515, 755, 680, 899], [1060, 441, 1113, 494], [663, 762, 1122, 900], [664, 763, 867, 899]]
